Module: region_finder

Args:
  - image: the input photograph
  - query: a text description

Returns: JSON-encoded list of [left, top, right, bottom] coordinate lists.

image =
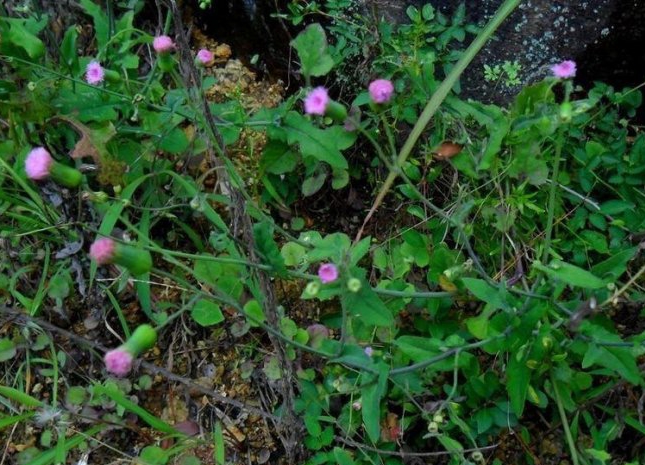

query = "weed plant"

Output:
[[1, 1, 644, 465]]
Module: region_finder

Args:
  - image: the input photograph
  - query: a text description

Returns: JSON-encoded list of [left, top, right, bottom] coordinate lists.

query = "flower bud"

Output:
[[559, 101, 572, 122], [25, 147, 82, 188], [305, 281, 320, 296], [346, 277, 362, 293], [123, 324, 158, 355], [427, 421, 439, 434], [89, 237, 153, 276]]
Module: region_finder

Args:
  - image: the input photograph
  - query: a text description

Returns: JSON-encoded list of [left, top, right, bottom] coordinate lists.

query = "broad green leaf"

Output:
[[191, 300, 224, 326], [283, 112, 353, 169], [60, 26, 79, 73], [0, 339, 16, 362], [281, 242, 306, 266], [1, 17, 46, 58], [533, 260, 606, 289], [591, 247, 637, 280], [341, 281, 394, 327], [290, 24, 334, 78], [462, 278, 505, 309], [159, 127, 189, 154], [333, 447, 356, 465], [193, 256, 244, 300], [507, 348, 530, 417], [253, 221, 286, 276], [582, 343, 640, 385], [139, 445, 169, 465], [79, 0, 109, 50], [244, 299, 265, 327], [362, 364, 389, 444], [302, 171, 327, 197]]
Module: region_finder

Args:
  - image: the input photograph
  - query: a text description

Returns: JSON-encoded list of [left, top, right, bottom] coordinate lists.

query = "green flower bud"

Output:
[[559, 101, 572, 122], [427, 421, 439, 434], [432, 412, 444, 424], [305, 281, 320, 296], [113, 244, 153, 276], [122, 324, 157, 355], [346, 278, 362, 293], [158, 54, 175, 72], [49, 162, 82, 188], [526, 359, 540, 370]]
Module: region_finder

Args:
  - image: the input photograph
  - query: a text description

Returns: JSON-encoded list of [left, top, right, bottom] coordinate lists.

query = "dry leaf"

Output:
[[433, 141, 463, 160]]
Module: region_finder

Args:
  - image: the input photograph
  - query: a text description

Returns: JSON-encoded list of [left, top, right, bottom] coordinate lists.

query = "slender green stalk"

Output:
[[541, 128, 564, 263], [551, 371, 580, 465]]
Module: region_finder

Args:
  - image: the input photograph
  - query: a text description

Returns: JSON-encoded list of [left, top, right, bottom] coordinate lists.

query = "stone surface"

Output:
[[367, 0, 645, 108]]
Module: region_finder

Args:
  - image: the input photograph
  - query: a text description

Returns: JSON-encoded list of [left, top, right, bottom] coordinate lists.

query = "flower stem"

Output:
[[541, 128, 564, 263], [550, 371, 580, 465]]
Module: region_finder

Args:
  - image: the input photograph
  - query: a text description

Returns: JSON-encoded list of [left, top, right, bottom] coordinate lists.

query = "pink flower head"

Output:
[[85, 60, 105, 85], [368, 79, 395, 104], [25, 147, 54, 181], [196, 48, 214, 66], [153, 35, 175, 54], [104, 348, 134, 377], [89, 237, 116, 265], [304, 87, 330, 116], [318, 263, 338, 284], [551, 60, 576, 79]]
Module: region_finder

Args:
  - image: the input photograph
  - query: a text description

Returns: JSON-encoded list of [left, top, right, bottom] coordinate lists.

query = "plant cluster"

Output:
[[1, 1, 645, 465]]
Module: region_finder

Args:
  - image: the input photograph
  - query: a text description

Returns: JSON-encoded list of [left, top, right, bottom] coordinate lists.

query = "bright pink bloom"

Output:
[[153, 35, 175, 54], [304, 87, 330, 115], [551, 60, 576, 79], [318, 263, 338, 284], [196, 48, 214, 65], [25, 147, 54, 180], [85, 61, 105, 85], [89, 237, 116, 265], [368, 79, 394, 104], [104, 348, 134, 377]]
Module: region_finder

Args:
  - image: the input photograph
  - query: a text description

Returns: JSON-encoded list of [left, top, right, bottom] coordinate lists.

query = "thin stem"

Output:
[[550, 371, 580, 465], [541, 128, 564, 263]]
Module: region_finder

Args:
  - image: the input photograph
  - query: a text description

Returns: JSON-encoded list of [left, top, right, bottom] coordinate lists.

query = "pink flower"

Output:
[[89, 237, 116, 265], [368, 79, 394, 104], [551, 60, 576, 79], [85, 60, 105, 85], [318, 263, 338, 284], [196, 48, 214, 66], [104, 348, 134, 377], [153, 35, 175, 54], [25, 147, 54, 180], [304, 87, 330, 115]]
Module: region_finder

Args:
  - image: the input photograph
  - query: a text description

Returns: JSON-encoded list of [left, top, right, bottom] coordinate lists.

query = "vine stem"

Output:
[[550, 371, 580, 465], [354, 0, 521, 243]]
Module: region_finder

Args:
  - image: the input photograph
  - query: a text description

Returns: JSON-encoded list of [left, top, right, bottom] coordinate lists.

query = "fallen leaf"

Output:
[[433, 141, 463, 160]]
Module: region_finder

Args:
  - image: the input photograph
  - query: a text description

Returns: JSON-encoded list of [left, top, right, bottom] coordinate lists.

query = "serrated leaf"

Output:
[[253, 221, 286, 276], [1, 17, 46, 58], [284, 112, 352, 169], [290, 24, 334, 78]]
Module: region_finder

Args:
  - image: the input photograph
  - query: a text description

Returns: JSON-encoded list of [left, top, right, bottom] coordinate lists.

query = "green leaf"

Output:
[[60, 26, 79, 73], [281, 242, 306, 267], [284, 112, 353, 169], [193, 256, 244, 300], [1, 17, 46, 58], [591, 247, 637, 280], [290, 24, 334, 78], [507, 349, 530, 417], [253, 221, 286, 276], [331, 169, 349, 190], [362, 364, 389, 444], [79, 0, 109, 50], [0, 339, 17, 362], [191, 300, 224, 326], [462, 278, 505, 309], [139, 446, 169, 465], [302, 171, 327, 197], [341, 281, 394, 327], [159, 127, 189, 154], [244, 299, 265, 327], [533, 260, 606, 289], [333, 447, 356, 465], [582, 342, 640, 385]]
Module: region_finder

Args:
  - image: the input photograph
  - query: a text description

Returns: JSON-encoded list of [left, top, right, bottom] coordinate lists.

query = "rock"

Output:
[[366, 0, 645, 110]]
